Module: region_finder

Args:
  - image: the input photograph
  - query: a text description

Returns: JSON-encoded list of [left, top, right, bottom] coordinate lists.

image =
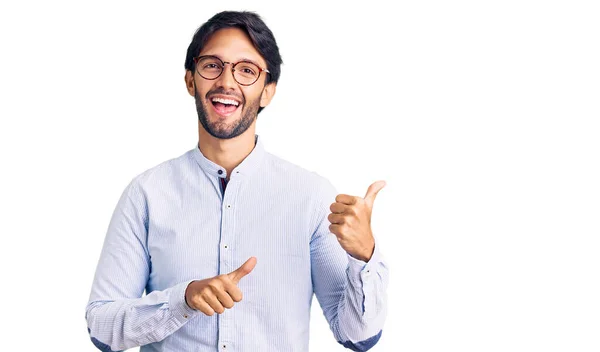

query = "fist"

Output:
[[185, 257, 257, 316], [328, 181, 386, 262]]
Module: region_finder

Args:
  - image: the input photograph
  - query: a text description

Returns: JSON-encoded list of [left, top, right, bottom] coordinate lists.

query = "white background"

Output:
[[0, 0, 599, 351]]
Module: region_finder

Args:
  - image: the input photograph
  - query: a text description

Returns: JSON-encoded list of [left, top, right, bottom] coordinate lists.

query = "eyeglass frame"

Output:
[[192, 55, 271, 86]]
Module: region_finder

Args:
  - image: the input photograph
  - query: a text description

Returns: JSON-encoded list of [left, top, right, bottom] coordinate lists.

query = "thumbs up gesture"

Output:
[[328, 181, 386, 262], [185, 257, 257, 316]]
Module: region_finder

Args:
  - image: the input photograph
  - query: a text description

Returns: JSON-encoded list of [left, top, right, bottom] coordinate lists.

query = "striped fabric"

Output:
[[86, 135, 389, 352]]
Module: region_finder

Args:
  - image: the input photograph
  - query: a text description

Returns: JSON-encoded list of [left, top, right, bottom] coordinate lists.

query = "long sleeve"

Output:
[[85, 180, 200, 351], [310, 178, 389, 352]]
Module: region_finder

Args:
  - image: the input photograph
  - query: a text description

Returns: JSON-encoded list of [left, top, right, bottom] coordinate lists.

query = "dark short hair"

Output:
[[185, 11, 283, 99]]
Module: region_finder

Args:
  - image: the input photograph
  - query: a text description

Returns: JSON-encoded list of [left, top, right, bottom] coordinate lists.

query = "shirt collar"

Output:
[[192, 134, 265, 179]]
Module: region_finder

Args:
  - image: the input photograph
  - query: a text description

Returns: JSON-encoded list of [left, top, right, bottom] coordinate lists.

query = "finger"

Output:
[[225, 285, 243, 302], [227, 257, 257, 284], [329, 223, 343, 237], [203, 290, 225, 314], [327, 213, 345, 225], [329, 202, 349, 214], [214, 288, 235, 309], [335, 194, 357, 205], [194, 299, 216, 316], [364, 180, 386, 207]]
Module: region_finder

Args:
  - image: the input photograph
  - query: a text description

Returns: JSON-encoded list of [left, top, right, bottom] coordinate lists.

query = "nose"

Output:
[[214, 62, 238, 90]]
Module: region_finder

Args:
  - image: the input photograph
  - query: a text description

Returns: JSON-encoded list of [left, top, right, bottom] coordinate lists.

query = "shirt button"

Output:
[[218, 170, 223, 175], [224, 245, 228, 249], [183, 314, 188, 319], [226, 204, 232, 209]]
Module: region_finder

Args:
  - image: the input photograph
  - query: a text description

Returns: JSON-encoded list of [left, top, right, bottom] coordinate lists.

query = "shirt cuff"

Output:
[[169, 280, 201, 324], [347, 244, 384, 285]]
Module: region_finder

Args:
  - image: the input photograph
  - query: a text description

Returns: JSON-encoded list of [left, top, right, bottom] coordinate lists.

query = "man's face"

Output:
[[189, 27, 275, 140]]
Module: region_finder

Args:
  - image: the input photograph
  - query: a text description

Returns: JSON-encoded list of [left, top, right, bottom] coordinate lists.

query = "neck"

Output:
[[197, 124, 256, 179]]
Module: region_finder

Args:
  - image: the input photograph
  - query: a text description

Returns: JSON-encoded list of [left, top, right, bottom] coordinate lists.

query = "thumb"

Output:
[[364, 180, 386, 208], [227, 257, 257, 284]]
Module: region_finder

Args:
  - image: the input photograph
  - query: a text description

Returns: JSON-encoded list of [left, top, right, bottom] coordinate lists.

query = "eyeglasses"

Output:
[[193, 55, 270, 86]]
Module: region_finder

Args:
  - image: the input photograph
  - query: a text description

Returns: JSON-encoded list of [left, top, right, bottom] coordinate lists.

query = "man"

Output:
[[86, 11, 388, 352]]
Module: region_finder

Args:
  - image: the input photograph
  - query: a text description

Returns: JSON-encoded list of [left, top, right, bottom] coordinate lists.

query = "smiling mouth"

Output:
[[210, 97, 241, 117]]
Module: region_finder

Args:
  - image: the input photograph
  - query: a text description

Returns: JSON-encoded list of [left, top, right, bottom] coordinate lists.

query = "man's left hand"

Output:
[[328, 180, 386, 262]]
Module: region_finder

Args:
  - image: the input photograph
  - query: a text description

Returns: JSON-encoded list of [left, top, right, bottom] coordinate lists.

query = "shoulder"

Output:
[[263, 151, 337, 200], [125, 148, 195, 195]]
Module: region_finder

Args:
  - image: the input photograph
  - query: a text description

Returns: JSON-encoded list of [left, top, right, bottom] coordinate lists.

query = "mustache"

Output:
[[205, 88, 244, 104]]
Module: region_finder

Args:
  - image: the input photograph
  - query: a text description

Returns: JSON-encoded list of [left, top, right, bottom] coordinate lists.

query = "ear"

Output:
[[184, 70, 195, 97], [259, 82, 277, 108]]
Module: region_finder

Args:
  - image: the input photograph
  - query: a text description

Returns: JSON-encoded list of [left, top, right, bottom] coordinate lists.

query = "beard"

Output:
[[195, 86, 261, 140]]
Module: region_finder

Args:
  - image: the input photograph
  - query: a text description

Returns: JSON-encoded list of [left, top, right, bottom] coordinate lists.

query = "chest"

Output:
[[145, 180, 314, 290]]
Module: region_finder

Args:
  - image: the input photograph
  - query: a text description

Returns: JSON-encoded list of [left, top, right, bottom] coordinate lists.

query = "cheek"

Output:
[[194, 83, 208, 99], [242, 88, 262, 104], [193, 76, 213, 97]]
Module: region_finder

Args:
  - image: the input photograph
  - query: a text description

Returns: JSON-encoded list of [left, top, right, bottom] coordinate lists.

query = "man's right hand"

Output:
[[184, 257, 257, 316]]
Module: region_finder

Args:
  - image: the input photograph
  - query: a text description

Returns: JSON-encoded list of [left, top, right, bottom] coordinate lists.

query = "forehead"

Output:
[[200, 27, 266, 67]]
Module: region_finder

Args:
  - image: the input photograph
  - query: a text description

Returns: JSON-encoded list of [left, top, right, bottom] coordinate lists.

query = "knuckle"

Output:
[[200, 290, 211, 300], [221, 274, 233, 284], [192, 296, 203, 307], [209, 278, 222, 288]]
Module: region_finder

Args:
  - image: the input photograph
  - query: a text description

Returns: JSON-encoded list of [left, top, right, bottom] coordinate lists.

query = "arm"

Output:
[[311, 179, 389, 352], [85, 180, 199, 351]]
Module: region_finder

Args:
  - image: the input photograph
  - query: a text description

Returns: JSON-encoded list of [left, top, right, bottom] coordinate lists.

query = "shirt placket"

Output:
[[218, 173, 238, 351]]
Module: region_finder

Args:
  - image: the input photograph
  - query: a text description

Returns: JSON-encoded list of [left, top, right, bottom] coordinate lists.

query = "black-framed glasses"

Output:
[[193, 55, 270, 86]]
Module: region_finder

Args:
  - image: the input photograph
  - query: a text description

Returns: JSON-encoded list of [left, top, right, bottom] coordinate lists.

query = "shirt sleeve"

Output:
[[310, 177, 389, 352], [85, 179, 201, 351]]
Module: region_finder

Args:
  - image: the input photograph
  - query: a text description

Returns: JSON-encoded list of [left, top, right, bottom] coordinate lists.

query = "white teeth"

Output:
[[211, 97, 240, 106]]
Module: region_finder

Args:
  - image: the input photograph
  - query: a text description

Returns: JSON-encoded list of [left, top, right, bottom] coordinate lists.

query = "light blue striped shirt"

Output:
[[86, 135, 389, 352]]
